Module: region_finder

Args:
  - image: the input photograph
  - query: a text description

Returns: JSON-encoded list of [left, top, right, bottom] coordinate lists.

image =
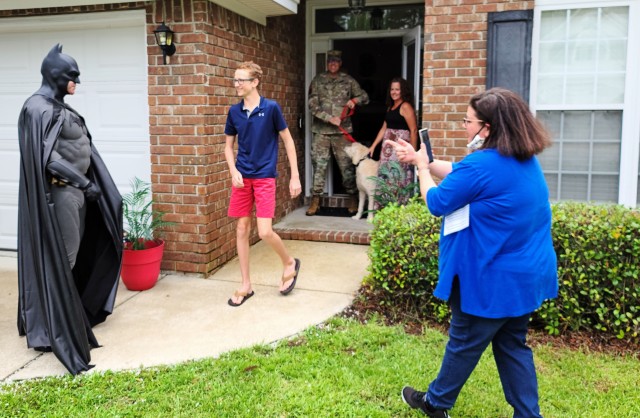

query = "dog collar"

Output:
[[355, 155, 369, 168]]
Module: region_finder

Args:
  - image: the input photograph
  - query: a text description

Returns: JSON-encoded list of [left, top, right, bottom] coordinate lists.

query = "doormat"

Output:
[[314, 207, 352, 217]]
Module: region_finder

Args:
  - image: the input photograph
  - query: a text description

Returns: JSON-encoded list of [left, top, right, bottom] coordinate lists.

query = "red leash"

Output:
[[338, 103, 357, 143]]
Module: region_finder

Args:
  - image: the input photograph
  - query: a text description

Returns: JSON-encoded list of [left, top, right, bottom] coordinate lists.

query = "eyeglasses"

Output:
[[462, 117, 485, 126], [233, 78, 255, 85]]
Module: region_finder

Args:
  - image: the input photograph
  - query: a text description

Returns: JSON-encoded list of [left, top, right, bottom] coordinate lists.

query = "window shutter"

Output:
[[486, 10, 533, 102]]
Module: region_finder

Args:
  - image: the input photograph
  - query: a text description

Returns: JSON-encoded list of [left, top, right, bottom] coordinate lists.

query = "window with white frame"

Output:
[[531, 1, 640, 206]]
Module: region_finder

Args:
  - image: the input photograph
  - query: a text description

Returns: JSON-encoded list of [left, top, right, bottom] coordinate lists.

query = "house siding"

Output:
[[4, 0, 306, 277], [423, 0, 533, 161]]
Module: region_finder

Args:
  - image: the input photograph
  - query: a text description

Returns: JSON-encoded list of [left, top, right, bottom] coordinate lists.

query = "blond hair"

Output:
[[237, 61, 263, 81]]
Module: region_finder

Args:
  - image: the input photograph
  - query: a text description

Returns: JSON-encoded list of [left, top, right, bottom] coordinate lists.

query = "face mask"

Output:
[[467, 134, 484, 150]]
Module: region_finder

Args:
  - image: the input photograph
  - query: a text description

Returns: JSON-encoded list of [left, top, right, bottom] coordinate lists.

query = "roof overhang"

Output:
[[0, 0, 299, 26], [209, 0, 299, 25], [0, 0, 117, 9]]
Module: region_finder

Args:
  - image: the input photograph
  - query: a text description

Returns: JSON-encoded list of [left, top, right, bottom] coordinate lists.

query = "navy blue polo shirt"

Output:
[[224, 96, 287, 179]]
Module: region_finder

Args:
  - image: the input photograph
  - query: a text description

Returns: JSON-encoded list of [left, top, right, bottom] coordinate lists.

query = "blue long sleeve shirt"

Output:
[[426, 149, 558, 318]]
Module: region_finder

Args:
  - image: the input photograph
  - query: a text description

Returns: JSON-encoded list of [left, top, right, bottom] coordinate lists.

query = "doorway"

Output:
[[329, 37, 402, 193], [304, 1, 424, 199]]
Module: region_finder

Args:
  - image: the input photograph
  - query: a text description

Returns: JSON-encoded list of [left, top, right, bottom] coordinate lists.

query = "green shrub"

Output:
[[364, 198, 449, 323], [538, 202, 640, 340], [365, 201, 640, 342]]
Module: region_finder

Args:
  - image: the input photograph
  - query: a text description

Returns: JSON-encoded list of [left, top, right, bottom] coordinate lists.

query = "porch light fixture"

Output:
[[348, 0, 366, 15], [154, 21, 176, 65], [370, 7, 383, 30]]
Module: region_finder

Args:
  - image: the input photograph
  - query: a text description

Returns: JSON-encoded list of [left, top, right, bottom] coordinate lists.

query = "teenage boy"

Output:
[[224, 61, 302, 307]]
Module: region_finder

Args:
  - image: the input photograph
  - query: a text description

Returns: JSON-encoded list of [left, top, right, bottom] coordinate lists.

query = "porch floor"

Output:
[[274, 206, 373, 245]]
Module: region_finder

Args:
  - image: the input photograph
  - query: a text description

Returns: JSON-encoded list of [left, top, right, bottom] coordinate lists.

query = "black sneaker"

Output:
[[401, 386, 450, 418]]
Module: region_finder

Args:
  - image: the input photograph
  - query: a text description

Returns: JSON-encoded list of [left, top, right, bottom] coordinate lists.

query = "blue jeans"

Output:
[[426, 287, 542, 418]]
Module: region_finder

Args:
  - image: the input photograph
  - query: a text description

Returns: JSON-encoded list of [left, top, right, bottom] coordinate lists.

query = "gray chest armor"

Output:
[[56, 109, 91, 174]]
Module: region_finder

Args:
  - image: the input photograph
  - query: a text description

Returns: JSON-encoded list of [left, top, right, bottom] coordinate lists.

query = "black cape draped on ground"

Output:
[[17, 94, 123, 375]]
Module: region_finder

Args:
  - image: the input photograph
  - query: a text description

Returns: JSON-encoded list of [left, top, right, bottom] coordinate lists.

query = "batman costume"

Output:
[[17, 44, 123, 375]]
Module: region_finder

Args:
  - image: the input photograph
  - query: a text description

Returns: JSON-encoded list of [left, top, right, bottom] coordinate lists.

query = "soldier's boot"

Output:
[[306, 196, 321, 216], [347, 194, 359, 215]]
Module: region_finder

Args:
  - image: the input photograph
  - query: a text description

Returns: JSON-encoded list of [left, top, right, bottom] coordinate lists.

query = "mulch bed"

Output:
[[341, 288, 640, 359]]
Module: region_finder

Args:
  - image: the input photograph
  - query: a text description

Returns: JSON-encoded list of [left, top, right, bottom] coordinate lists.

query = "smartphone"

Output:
[[418, 128, 434, 163]]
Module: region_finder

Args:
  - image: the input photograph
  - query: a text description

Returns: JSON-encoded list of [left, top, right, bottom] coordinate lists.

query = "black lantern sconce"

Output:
[[348, 0, 366, 15], [154, 21, 176, 65], [370, 7, 383, 30]]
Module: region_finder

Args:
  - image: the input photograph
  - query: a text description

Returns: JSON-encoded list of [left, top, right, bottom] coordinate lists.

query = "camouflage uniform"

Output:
[[308, 71, 369, 195]]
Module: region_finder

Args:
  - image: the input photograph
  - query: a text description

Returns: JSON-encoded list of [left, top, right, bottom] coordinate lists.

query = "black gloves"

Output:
[[84, 182, 102, 202]]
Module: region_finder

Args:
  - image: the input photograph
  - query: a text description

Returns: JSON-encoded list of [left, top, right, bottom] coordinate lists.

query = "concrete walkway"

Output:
[[0, 239, 369, 381]]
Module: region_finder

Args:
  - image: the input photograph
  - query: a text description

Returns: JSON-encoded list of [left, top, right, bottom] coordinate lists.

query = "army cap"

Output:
[[327, 50, 342, 63]]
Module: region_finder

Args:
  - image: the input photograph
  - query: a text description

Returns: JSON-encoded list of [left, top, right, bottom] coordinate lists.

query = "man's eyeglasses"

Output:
[[462, 117, 485, 126], [233, 78, 255, 85]]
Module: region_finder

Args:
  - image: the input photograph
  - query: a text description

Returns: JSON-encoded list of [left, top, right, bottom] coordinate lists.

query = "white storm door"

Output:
[[0, 10, 149, 250], [305, 39, 332, 197], [402, 26, 422, 111]]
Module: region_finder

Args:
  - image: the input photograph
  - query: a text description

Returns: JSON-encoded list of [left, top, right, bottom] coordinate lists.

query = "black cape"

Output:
[[17, 94, 123, 375]]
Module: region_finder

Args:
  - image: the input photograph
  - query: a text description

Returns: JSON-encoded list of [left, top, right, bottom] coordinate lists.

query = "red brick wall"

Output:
[[4, 0, 306, 277], [147, 0, 306, 275], [423, 0, 533, 162]]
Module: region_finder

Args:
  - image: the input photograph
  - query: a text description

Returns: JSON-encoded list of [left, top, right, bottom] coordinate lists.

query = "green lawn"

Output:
[[1, 317, 638, 417]]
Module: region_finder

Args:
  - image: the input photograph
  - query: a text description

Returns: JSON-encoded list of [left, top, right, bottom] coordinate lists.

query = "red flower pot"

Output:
[[120, 239, 164, 291]]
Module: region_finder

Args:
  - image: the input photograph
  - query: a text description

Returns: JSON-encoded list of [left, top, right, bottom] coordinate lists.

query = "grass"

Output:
[[1, 317, 639, 417]]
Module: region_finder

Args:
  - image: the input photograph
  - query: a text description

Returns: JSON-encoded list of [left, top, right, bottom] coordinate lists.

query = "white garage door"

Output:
[[0, 10, 150, 250]]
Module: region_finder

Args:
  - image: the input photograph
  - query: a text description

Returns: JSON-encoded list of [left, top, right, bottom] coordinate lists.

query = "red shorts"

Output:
[[228, 178, 276, 218]]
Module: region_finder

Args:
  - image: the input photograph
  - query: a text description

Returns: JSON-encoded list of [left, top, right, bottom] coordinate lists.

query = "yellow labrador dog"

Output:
[[345, 142, 379, 221]]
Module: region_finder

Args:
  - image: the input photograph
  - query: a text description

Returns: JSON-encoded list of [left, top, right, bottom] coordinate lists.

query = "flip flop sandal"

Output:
[[280, 258, 301, 296], [228, 290, 255, 307]]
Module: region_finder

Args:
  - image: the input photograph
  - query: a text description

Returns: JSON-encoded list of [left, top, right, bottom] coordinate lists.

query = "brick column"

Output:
[[147, 0, 305, 276]]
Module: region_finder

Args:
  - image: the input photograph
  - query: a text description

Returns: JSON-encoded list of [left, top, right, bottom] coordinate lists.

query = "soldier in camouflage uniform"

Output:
[[307, 50, 369, 216]]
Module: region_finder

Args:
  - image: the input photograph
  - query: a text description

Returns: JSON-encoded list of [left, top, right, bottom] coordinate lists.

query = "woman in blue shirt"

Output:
[[390, 88, 558, 418]]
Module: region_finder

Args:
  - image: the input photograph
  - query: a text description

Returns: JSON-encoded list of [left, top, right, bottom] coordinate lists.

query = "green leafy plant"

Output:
[[370, 160, 418, 210], [122, 177, 173, 250]]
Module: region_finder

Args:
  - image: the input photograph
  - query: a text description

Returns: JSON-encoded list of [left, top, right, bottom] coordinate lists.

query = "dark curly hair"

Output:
[[385, 77, 414, 108]]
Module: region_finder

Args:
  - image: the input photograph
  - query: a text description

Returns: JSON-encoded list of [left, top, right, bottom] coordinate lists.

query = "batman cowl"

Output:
[[38, 43, 81, 102]]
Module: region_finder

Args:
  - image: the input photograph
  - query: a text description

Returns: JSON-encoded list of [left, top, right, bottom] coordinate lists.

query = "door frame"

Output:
[[402, 25, 422, 111], [305, 0, 424, 197]]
